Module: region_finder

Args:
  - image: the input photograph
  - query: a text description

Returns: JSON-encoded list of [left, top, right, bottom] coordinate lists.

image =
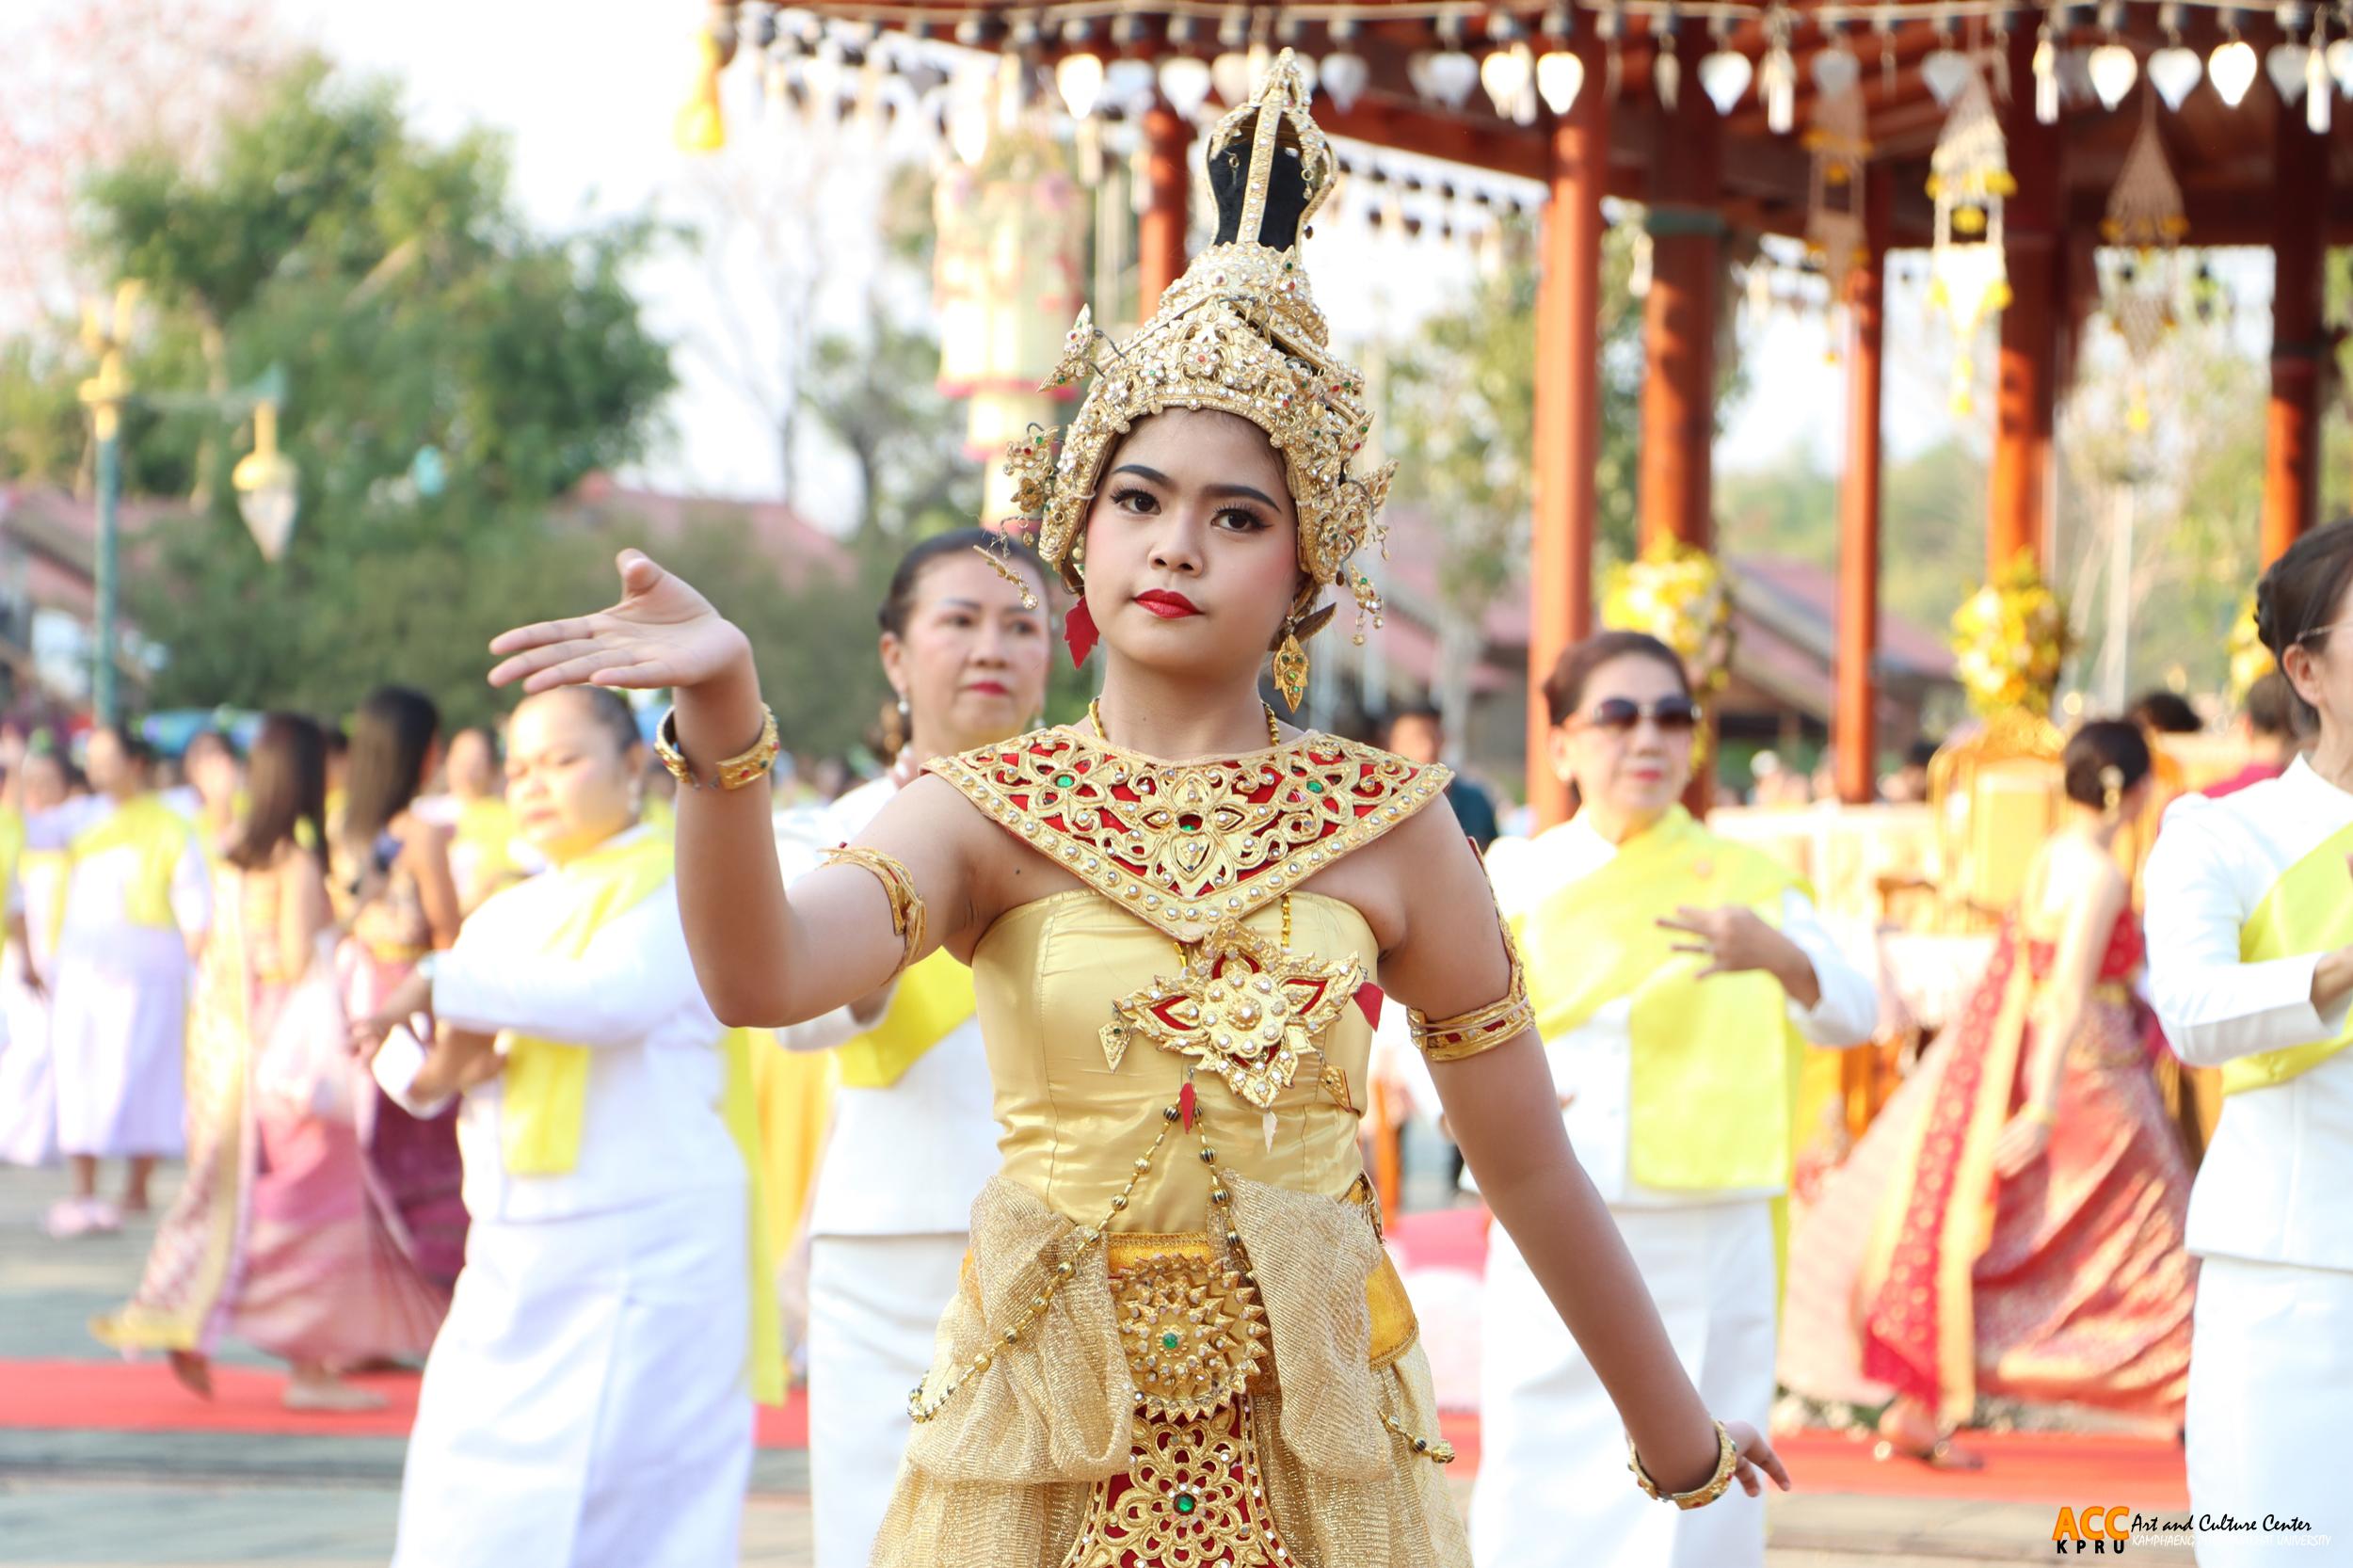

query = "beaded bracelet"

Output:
[[653, 704, 780, 792]]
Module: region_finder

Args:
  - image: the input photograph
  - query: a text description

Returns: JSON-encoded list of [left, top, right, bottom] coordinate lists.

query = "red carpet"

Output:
[[1, 1359, 2183, 1507]]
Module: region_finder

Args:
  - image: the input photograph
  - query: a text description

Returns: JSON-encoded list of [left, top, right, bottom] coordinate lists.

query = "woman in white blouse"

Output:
[[2144, 518, 2353, 1567], [1472, 632, 1879, 1568], [360, 685, 769, 1568]]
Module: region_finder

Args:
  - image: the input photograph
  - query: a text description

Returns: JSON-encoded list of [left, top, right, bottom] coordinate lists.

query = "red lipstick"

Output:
[[1134, 589, 1201, 618]]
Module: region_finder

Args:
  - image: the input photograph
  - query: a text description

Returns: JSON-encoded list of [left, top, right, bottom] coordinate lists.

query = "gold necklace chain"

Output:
[[1085, 696, 1283, 752]]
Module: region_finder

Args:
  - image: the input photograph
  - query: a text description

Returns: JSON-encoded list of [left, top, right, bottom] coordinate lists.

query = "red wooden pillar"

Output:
[[2265, 106, 2328, 567], [1638, 84, 1721, 553], [1138, 103, 1192, 316], [1529, 36, 1610, 831], [1638, 81, 1721, 812], [1989, 26, 2061, 576], [1835, 169, 1892, 808]]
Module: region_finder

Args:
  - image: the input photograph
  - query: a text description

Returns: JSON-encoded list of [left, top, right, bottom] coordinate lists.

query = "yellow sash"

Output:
[[68, 794, 195, 930], [452, 796, 519, 892], [0, 806, 24, 908], [498, 827, 783, 1403], [2228, 819, 2353, 1095], [835, 948, 978, 1089], [1512, 807, 1809, 1191]]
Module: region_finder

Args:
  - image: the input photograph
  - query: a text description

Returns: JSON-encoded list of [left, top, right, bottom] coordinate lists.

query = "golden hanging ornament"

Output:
[[1273, 628, 1309, 712]]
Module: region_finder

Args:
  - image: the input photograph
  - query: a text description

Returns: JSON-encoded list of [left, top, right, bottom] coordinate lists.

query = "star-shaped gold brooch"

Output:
[[1102, 920, 1364, 1109]]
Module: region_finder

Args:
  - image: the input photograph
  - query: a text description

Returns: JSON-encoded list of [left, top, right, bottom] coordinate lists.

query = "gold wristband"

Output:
[[2020, 1102, 2057, 1128], [1629, 1420, 1739, 1511], [654, 703, 779, 792], [819, 845, 926, 974]]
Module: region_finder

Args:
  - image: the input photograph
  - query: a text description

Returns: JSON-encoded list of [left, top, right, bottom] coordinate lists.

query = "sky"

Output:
[[16, 0, 2281, 537]]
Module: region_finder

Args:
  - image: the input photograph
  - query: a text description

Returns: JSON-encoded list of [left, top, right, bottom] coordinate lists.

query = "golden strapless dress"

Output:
[[867, 727, 1483, 1568]]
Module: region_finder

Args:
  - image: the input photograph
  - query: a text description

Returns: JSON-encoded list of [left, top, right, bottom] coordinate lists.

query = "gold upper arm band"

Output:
[[818, 845, 927, 975], [1406, 920, 1534, 1062]]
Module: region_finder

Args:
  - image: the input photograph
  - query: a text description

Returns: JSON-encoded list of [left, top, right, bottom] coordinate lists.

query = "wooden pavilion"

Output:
[[725, 1, 2345, 823]]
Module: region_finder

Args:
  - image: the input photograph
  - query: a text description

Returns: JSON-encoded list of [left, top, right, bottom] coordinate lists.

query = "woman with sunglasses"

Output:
[[2143, 518, 2353, 1566], [1471, 631, 1877, 1568]]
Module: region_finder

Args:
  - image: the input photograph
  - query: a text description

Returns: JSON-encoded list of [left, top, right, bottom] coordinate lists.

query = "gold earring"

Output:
[[1273, 622, 1309, 712]]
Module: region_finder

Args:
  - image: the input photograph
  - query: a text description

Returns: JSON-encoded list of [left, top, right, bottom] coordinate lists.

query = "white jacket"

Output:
[[2145, 758, 2353, 1273]]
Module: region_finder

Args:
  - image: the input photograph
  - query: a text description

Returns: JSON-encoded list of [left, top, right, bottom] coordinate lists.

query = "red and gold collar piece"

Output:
[[1103, 920, 1364, 1109], [927, 727, 1449, 945]]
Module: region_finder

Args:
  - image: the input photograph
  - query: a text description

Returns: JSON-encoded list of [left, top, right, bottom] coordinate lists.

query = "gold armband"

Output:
[[1629, 1420, 1739, 1511], [819, 845, 926, 975], [1406, 920, 1534, 1062], [654, 704, 780, 792]]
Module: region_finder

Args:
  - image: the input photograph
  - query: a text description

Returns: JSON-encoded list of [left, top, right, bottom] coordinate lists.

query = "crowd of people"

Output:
[[2, 56, 2345, 1568]]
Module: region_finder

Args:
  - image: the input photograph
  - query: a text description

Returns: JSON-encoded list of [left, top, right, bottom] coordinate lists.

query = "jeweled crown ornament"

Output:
[[1002, 51, 1394, 650]]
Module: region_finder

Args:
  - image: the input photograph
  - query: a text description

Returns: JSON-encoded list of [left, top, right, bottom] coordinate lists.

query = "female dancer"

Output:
[[332, 686, 467, 1286], [781, 527, 1049, 1568], [361, 684, 777, 1567], [2145, 519, 2353, 1565], [1782, 720, 2195, 1467], [43, 725, 209, 1234], [0, 746, 74, 1170], [94, 713, 448, 1408], [1474, 631, 1879, 1568], [491, 58, 1784, 1564]]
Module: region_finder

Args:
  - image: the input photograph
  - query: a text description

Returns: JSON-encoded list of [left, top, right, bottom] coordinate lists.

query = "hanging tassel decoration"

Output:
[[1064, 599, 1098, 667]]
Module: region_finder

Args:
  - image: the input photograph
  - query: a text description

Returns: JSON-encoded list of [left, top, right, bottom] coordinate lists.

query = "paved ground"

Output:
[[0, 1161, 2189, 1566]]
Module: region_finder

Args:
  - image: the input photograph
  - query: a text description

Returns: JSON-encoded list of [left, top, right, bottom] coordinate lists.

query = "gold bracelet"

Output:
[[1407, 920, 1535, 1062], [1629, 1420, 1739, 1511], [2020, 1102, 2057, 1128], [819, 845, 926, 974], [654, 704, 779, 792]]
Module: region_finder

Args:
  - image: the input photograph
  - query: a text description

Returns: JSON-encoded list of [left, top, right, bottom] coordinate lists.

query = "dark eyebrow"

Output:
[[1110, 463, 1280, 512]]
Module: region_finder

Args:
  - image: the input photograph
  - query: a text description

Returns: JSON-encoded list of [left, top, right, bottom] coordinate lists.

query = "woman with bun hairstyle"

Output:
[[2144, 518, 2353, 1565], [1784, 720, 2197, 1468]]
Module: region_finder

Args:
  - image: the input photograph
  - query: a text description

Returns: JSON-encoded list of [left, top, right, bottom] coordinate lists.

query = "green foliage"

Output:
[[801, 312, 981, 549], [4, 54, 680, 727]]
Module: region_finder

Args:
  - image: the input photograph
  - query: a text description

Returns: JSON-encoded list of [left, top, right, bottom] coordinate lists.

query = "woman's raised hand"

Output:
[[488, 550, 750, 695]]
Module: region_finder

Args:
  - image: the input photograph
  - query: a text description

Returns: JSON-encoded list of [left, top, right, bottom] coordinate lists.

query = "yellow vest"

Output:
[[68, 794, 196, 930], [0, 806, 23, 907], [2228, 819, 2353, 1095], [497, 826, 784, 1403], [1511, 807, 1810, 1191]]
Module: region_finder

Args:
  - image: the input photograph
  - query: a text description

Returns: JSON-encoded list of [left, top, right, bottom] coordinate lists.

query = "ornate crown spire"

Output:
[[1000, 51, 1391, 649]]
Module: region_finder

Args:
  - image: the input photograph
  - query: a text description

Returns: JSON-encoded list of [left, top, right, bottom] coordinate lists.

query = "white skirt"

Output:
[[806, 1232, 968, 1568], [1471, 1200, 1775, 1568], [0, 966, 54, 1166], [50, 929, 188, 1160], [2185, 1255, 2353, 1567], [393, 1184, 754, 1568]]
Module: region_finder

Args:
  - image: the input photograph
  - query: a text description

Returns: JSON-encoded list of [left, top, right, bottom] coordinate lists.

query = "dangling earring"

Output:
[[895, 691, 911, 721], [1273, 618, 1309, 712]]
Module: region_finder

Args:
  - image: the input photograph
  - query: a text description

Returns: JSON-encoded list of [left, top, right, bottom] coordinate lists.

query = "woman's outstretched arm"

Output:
[[488, 550, 977, 1027], [1373, 805, 1790, 1502]]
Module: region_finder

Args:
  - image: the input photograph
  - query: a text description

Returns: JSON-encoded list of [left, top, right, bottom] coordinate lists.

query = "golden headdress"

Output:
[[1002, 51, 1393, 656]]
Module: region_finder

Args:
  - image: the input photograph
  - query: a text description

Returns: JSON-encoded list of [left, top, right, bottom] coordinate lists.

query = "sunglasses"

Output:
[[1576, 696, 1703, 734]]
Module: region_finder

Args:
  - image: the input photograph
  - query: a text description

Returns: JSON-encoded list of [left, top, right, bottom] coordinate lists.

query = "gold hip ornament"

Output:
[[1112, 1247, 1268, 1419]]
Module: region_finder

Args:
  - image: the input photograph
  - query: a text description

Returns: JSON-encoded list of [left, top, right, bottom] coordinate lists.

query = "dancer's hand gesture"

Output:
[[1723, 1420, 1793, 1497], [488, 550, 750, 695]]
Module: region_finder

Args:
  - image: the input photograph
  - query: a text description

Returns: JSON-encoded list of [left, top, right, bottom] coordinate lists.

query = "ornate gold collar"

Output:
[[927, 727, 1449, 944]]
